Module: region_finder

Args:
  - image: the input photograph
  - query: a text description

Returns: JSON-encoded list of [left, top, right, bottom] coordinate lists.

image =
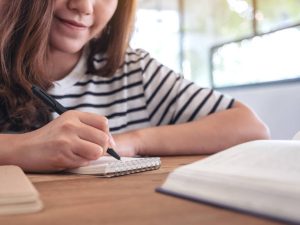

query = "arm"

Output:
[[113, 101, 270, 156], [0, 111, 112, 172]]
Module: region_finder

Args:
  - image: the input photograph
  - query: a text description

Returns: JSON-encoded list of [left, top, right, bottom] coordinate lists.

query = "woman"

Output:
[[0, 0, 269, 171]]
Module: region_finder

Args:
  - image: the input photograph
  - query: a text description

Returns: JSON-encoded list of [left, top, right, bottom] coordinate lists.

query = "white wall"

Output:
[[220, 82, 300, 140]]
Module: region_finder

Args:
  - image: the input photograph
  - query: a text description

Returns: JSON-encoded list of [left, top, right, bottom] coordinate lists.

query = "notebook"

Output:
[[0, 165, 43, 215], [68, 156, 161, 177], [157, 134, 300, 224]]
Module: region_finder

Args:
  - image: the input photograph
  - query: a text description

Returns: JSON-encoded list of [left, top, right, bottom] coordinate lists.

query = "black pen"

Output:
[[31, 85, 121, 160]]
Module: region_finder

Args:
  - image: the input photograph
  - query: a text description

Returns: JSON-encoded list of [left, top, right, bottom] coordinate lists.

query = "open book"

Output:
[[68, 156, 161, 177], [157, 134, 300, 224]]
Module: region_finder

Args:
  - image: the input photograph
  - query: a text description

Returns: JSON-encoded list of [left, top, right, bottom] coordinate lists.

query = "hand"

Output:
[[11, 111, 111, 172], [111, 131, 140, 157]]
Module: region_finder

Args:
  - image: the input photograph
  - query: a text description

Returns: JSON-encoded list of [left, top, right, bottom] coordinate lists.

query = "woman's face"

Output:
[[50, 0, 118, 54]]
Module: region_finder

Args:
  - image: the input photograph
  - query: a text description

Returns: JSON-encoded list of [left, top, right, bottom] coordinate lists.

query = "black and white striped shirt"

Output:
[[48, 48, 234, 133]]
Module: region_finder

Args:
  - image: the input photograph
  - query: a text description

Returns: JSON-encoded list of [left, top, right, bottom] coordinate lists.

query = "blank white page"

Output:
[[180, 140, 300, 184]]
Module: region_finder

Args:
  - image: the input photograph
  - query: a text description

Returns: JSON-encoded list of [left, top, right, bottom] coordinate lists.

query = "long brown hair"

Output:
[[88, 1, 137, 75], [0, 0, 137, 132]]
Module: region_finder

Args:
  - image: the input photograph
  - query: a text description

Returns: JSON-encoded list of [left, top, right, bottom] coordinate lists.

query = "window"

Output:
[[210, 25, 300, 88], [257, 0, 300, 33], [132, 0, 300, 88], [183, 0, 253, 86], [131, 1, 181, 73]]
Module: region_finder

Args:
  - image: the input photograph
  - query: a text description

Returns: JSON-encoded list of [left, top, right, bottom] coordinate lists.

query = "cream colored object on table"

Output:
[[0, 165, 43, 215]]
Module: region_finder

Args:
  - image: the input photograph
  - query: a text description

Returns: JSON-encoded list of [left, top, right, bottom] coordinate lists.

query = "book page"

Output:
[[293, 131, 300, 140], [179, 140, 300, 184], [158, 139, 300, 224]]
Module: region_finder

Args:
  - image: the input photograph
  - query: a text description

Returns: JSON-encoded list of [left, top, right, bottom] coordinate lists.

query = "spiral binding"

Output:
[[104, 158, 161, 177], [69, 157, 161, 177]]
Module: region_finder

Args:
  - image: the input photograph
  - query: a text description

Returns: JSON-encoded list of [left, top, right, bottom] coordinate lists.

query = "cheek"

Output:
[[92, 1, 118, 33], [107, 0, 119, 16]]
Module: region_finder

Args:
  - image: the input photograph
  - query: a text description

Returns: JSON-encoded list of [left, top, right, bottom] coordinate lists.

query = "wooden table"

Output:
[[0, 156, 283, 225]]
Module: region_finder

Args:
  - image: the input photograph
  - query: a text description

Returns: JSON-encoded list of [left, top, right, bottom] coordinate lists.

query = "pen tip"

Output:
[[107, 148, 121, 160]]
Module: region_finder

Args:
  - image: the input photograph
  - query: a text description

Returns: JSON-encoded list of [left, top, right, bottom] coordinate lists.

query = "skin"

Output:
[[0, 0, 270, 172], [47, 0, 118, 80]]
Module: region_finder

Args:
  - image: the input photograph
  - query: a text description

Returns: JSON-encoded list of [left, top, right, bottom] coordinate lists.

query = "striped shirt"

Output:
[[48, 48, 234, 133]]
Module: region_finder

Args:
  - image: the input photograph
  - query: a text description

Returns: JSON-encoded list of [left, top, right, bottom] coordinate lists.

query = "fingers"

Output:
[[77, 111, 116, 147], [52, 148, 91, 170], [62, 153, 90, 169], [72, 139, 104, 160], [77, 122, 110, 151], [70, 110, 115, 148], [77, 111, 110, 135], [42, 110, 113, 170]]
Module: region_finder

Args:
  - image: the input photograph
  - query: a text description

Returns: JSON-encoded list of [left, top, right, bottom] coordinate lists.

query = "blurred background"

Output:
[[131, 0, 300, 139]]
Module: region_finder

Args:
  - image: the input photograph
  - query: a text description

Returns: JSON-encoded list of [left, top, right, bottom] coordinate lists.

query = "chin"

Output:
[[51, 42, 85, 54], [50, 30, 88, 54]]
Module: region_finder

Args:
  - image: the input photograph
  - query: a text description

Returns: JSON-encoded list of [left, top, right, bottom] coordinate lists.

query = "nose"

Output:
[[68, 0, 94, 15]]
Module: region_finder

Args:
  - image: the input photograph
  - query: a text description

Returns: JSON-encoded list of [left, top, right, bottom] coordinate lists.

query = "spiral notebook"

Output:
[[68, 156, 161, 177]]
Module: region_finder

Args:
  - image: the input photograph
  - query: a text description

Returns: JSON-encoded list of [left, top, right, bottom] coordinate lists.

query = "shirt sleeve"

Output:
[[136, 49, 235, 126]]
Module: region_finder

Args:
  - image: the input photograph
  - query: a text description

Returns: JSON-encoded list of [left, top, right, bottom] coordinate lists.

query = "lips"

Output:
[[56, 16, 89, 29]]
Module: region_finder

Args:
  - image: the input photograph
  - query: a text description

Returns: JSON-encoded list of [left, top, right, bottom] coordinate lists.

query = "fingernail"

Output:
[[98, 146, 104, 156], [109, 133, 117, 148]]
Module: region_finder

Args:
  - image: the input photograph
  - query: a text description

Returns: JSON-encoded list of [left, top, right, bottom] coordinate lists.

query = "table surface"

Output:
[[0, 156, 284, 225]]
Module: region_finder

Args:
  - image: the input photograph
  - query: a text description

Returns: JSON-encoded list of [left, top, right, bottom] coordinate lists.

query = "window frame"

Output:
[[209, 22, 300, 89]]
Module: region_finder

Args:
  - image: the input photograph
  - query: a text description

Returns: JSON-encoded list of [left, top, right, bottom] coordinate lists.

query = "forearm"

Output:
[[0, 134, 22, 165], [115, 101, 270, 156], [0, 133, 46, 169]]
